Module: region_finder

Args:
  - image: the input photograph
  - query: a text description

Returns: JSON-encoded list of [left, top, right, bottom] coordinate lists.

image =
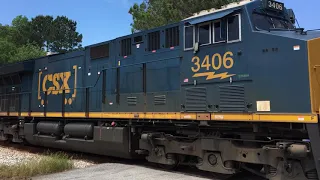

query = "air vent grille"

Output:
[[154, 95, 166, 105], [127, 97, 137, 106], [219, 85, 245, 112], [185, 87, 207, 112]]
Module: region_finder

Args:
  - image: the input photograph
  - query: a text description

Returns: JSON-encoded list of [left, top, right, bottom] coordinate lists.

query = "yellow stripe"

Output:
[[21, 112, 29, 117], [254, 114, 316, 123], [31, 112, 45, 117], [102, 113, 132, 119], [212, 113, 252, 121], [46, 112, 62, 117], [211, 113, 317, 123], [65, 112, 86, 118], [0, 112, 317, 123], [90, 112, 102, 118], [308, 38, 320, 113], [9, 112, 18, 116]]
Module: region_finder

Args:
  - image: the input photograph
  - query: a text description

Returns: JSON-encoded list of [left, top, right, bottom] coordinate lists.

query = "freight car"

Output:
[[0, 0, 319, 179]]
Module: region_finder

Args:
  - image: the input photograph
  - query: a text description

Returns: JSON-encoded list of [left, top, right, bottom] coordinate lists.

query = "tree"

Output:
[[129, 0, 237, 32], [11, 15, 32, 46], [0, 14, 83, 64], [30, 15, 54, 51], [0, 38, 17, 64], [0, 15, 83, 64], [50, 16, 83, 53], [10, 44, 46, 63], [29, 15, 83, 53], [0, 24, 15, 43], [0, 16, 45, 64], [0, 38, 45, 64]]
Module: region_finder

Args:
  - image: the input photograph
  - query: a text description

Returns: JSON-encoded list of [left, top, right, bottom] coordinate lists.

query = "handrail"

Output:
[[101, 56, 181, 71]]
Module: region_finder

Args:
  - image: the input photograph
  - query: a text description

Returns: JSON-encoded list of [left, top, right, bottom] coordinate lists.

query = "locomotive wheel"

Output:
[[157, 154, 179, 171], [157, 162, 179, 171]]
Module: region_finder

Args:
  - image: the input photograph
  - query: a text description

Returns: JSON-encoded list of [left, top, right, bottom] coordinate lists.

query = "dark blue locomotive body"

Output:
[[10, 0, 317, 118], [1, 0, 320, 179]]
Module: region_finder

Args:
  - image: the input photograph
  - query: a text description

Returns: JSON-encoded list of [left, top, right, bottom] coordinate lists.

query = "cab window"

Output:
[[184, 13, 242, 50], [252, 13, 294, 31], [213, 20, 226, 43], [227, 14, 241, 42], [198, 22, 211, 46]]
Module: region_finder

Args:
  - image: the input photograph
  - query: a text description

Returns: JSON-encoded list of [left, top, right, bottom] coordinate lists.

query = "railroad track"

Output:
[[0, 142, 266, 180]]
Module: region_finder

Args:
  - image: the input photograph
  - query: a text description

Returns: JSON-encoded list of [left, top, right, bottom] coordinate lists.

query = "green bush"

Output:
[[0, 152, 74, 179]]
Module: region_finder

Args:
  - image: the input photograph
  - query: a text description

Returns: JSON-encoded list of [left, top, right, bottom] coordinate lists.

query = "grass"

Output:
[[0, 151, 74, 179]]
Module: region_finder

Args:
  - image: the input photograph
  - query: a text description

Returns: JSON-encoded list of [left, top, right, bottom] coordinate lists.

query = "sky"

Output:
[[0, 0, 318, 47]]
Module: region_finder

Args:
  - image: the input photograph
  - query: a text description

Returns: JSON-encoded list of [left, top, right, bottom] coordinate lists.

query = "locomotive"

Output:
[[0, 0, 320, 179]]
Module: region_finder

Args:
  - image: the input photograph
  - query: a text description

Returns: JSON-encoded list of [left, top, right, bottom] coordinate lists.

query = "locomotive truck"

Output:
[[0, 0, 319, 179]]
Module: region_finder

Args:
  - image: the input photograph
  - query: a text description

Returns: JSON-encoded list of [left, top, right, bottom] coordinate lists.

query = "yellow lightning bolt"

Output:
[[193, 72, 235, 80]]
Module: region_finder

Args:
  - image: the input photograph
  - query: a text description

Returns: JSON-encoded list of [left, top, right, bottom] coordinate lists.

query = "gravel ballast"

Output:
[[33, 163, 213, 180], [0, 145, 257, 180], [0, 145, 95, 168]]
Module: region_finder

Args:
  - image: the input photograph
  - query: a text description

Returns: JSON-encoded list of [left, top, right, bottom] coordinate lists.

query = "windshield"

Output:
[[252, 13, 294, 31]]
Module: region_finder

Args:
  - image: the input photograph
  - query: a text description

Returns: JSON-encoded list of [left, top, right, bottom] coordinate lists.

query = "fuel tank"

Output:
[[36, 122, 63, 136], [64, 123, 94, 139]]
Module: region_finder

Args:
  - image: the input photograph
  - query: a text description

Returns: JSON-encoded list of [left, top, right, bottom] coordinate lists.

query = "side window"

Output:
[[165, 26, 179, 48], [184, 26, 194, 50], [148, 31, 160, 51], [213, 20, 226, 43], [198, 23, 211, 46], [227, 14, 241, 42], [90, 44, 109, 60], [121, 38, 132, 57]]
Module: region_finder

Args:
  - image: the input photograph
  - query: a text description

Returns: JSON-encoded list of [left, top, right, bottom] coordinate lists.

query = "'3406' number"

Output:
[[191, 51, 234, 73]]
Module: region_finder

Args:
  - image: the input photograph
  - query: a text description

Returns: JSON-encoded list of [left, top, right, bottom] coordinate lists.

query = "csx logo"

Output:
[[38, 65, 77, 105], [42, 72, 71, 95]]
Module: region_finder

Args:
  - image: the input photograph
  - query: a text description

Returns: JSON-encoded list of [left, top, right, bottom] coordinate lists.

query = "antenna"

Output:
[[295, 18, 301, 29]]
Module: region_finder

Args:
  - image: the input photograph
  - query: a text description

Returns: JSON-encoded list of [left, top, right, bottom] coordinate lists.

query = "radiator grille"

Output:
[[219, 85, 245, 112], [127, 97, 137, 106], [154, 95, 166, 105], [185, 87, 207, 112]]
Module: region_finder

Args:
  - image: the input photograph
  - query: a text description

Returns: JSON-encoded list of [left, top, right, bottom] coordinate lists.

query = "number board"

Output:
[[264, 0, 284, 12]]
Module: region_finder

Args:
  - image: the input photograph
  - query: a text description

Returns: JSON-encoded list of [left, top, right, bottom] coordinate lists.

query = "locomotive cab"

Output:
[[252, 0, 295, 31]]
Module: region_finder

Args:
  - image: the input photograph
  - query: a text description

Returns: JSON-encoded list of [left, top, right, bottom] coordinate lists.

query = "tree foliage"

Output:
[[10, 44, 46, 63], [0, 15, 82, 64], [30, 15, 54, 50], [30, 15, 83, 53], [11, 15, 31, 46], [129, 0, 238, 32], [0, 38, 45, 64], [50, 16, 83, 53]]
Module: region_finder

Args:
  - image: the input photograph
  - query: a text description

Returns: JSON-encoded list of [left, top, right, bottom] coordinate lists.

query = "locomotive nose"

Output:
[[308, 37, 320, 113]]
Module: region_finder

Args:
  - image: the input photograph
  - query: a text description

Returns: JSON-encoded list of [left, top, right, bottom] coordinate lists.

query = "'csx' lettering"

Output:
[[42, 72, 71, 95]]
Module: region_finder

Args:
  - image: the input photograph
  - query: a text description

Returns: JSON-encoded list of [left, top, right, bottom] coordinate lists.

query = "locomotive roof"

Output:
[[183, 0, 254, 21]]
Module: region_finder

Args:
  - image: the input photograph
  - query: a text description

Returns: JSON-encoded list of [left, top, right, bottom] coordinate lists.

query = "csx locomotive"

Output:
[[0, 0, 319, 179]]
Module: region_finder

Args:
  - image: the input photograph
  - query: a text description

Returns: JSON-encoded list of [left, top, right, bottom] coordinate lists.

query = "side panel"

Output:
[[33, 52, 85, 113], [181, 11, 251, 113], [247, 33, 311, 113], [20, 73, 33, 113]]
